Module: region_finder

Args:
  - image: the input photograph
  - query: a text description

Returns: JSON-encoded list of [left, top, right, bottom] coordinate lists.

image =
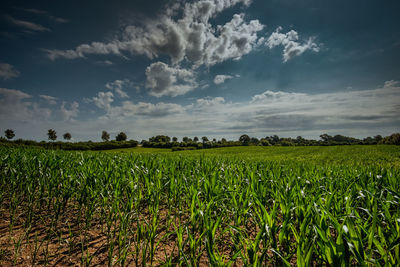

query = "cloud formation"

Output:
[[105, 79, 132, 98], [5, 15, 50, 32], [214, 75, 234, 84], [109, 101, 184, 118], [91, 91, 114, 113], [262, 27, 319, 62], [61, 101, 79, 121], [0, 63, 20, 80], [44, 0, 260, 67], [43, 0, 321, 98], [0, 88, 51, 123], [1, 80, 399, 140], [145, 62, 197, 97], [39, 94, 57, 105]]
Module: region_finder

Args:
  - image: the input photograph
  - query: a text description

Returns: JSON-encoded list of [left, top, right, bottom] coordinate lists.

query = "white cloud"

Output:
[[61, 101, 79, 121], [44, 0, 263, 67], [42, 1, 319, 98], [0, 63, 20, 80], [214, 74, 234, 84], [5, 15, 50, 32], [44, 42, 122, 60], [384, 80, 398, 88], [99, 60, 113, 65], [91, 91, 114, 113], [264, 27, 320, 62], [251, 90, 306, 103], [1, 81, 399, 141], [39, 94, 57, 105], [105, 79, 132, 98], [111, 101, 184, 117], [145, 62, 197, 97], [0, 88, 51, 123]]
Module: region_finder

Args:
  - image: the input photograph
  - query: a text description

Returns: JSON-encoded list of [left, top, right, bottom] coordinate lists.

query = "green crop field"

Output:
[[0, 145, 399, 266]]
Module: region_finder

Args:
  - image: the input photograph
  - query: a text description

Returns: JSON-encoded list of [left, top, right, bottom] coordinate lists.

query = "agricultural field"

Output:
[[0, 145, 399, 266]]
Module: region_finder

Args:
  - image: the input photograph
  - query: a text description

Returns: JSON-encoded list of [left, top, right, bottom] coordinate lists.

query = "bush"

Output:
[[171, 146, 197, 152]]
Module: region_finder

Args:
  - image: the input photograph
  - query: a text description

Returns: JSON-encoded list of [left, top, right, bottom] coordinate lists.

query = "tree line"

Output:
[[141, 133, 400, 149], [1, 129, 136, 151], [1, 129, 399, 151]]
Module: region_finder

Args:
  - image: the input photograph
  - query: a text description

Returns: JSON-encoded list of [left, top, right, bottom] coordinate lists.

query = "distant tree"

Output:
[[239, 134, 250, 146], [271, 135, 280, 144], [381, 133, 400, 145], [63, 132, 72, 140], [250, 137, 259, 145], [172, 137, 178, 142], [116, 132, 127, 141], [193, 136, 199, 142], [320, 134, 332, 142], [149, 135, 170, 143], [374, 135, 383, 143], [260, 139, 271, 146], [221, 138, 227, 143], [5, 129, 15, 140], [201, 136, 208, 143], [48, 129, 57, 141], [102, 131, 110, 142], [182, 136, 189, 142]]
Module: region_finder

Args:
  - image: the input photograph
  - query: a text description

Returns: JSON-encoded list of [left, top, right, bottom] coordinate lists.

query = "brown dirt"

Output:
[[0, 199, 299, 266]]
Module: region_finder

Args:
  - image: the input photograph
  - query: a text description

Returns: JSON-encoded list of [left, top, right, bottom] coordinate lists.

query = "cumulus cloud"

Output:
[[1, 81, 399, 140], [263, 27, 320, 62], [5, 15, 50, 32], [61, 101, 79, 121], [384, 80, 398, 88], [39, 94, 57, 105], [0, 88, 51, 122], [44, 0, 263, 67], [91, 91, 114, 113], [145, 62, 197, 97], [105, 79, 132, 98], [251, 90, 306, 103], [112, 101, 184, 117], [214, 75, 234, 84], [0, 63, 20, 80], [42, 1, 320, 97]]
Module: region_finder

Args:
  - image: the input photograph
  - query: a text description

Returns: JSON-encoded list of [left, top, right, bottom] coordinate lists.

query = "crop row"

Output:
[[0, 147, 399, 266]]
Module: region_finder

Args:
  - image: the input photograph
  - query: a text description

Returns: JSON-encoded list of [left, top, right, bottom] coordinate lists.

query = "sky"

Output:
[[0, 0, 399, 141]]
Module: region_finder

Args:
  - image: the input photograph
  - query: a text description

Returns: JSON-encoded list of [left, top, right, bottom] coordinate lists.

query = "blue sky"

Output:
[[0, 0, 399, 141]]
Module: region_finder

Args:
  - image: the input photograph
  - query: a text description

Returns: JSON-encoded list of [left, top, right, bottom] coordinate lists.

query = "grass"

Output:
[[1, 145, 399, 266], [110, 145, 400, 165]]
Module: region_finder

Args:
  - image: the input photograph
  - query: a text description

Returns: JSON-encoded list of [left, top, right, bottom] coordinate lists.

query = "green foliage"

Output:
[[47, 129, 57, 141], [101, 130, 110, 142], [381, 133, 400, 145], [0, 146, 399, 265], [239, 134, 250, 145], [63, 132, 72, 140], [5, 129, 15, 140], [115, 132, 127, 141], [0, 138, 138, 150], [171, 146, 197, 151]]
